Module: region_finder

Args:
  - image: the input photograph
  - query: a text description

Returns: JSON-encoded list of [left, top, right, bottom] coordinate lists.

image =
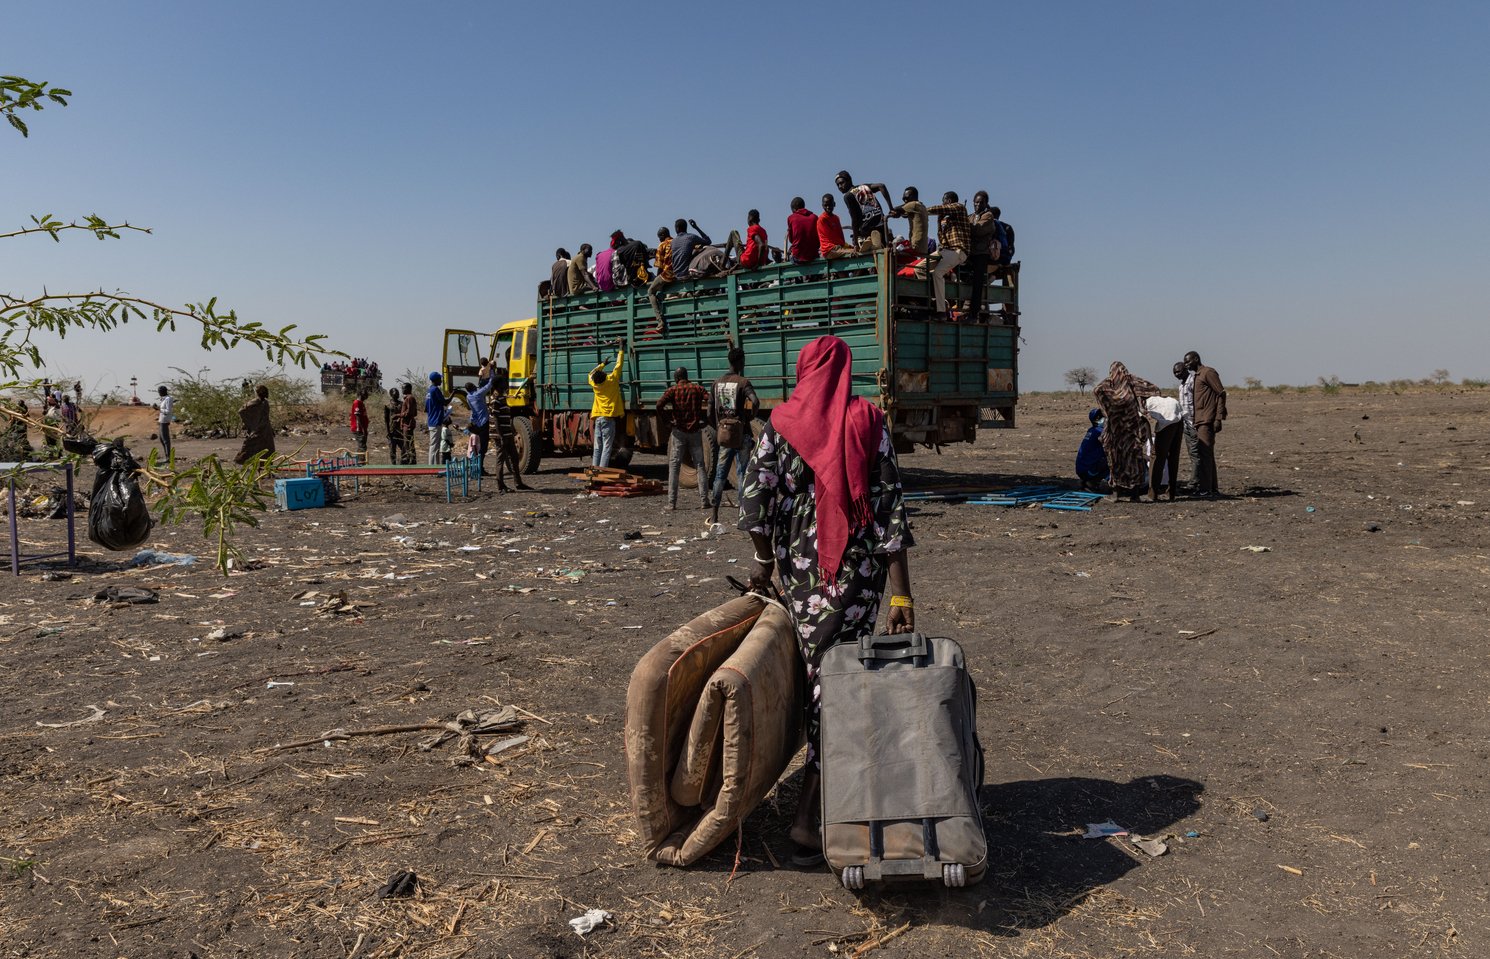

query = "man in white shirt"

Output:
[[155, 385, 175, 460], [1174, 361, 1198, 494], [1146, 392, 1183, 501]]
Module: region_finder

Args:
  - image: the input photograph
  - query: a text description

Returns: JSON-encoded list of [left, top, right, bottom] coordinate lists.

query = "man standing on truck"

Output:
[[709, 347, 760, 522], [833, 171, 893, 251], [926, 191, 972, 319], [891, 186, 930, 257], [786, 197, 819, 264], [967, 192, 1001, 319], [817, 194, 857, 259], [647, 226, 675, 330], [656, 366, 711, 511], [589, 340, 625, 469], [549, 248, 571, 298]]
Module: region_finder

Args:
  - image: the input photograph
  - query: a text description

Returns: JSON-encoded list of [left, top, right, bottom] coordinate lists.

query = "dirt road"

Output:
[[3, 388, 1486, 958]]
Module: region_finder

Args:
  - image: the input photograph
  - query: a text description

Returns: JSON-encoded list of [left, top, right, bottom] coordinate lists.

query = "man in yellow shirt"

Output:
[[590, 339, 626, 468]]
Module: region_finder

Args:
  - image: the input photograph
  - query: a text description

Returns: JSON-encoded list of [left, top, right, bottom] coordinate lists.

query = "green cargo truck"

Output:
[[442, 250, 1019, 473]]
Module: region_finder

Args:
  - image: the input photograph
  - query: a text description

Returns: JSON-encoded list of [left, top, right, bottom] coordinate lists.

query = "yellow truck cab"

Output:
[[442, 318, 542, 468]]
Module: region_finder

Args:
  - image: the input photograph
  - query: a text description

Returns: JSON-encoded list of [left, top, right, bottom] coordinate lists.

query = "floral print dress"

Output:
[[738, 421, 914, 767]]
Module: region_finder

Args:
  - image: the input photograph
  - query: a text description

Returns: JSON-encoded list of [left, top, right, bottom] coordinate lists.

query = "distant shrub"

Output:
[[166, 369, 316, 436], [1462, 378, 1490, 389], [1243, 377, 1263, 390], [1318, 375, 1342, 395]]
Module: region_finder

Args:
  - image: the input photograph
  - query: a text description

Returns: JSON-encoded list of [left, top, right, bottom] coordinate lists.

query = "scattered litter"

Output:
[[266, 681, 295, 689], [1457, 500, 1475, 506], [484, 734, 531, 759], [666, 545, 683, 552], [129, 549, 197, 567], [93, 586, 160, 605], [623, 530, 642, 541], [1305, 506, 1316, 513], [374, 869, 419, 899], [568, 908, 612, 937], [458, 545, 482, 552], [40, 570, 73, 581], [1364, 523, 1382, 532], [1240, 545, 1271, 553], [1083, 821, 1128, 839], [206, 627, 243, 642], [36, 705, 106, 728], [1074, 571, 1091, 578], [1277, 864, 1303, 876], [1252, 809, 1270, 822], [1131, 836, 1168, 857], [1186, 830, 1200, 838]]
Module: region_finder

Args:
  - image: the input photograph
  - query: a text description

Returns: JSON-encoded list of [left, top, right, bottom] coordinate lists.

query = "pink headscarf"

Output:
[[771, 336, 884, 580]]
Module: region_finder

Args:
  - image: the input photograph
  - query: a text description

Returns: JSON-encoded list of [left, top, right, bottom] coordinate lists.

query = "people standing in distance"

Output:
[[155, 386, 175, 460], [1184, 351, 1228, 497], [425, 372, 449, 466], [1174, 361, 1198, 494], [398, 383, 419, 464], [709, 347, 761, 524], [656, 365, 711, 511], [384, 387, 406, 465], [349, 390, 369, 454], [234, 385, 276, 465], [1146, 391, 1184, 502], [1093, 362, 1162, 502]]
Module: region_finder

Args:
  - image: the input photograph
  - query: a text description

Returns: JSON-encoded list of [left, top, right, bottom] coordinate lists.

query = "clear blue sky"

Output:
[[6, 1, 1488, 394]]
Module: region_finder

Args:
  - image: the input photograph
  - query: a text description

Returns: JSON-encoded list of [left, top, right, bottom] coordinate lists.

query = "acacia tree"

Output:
[[2, 74, 339, 572], [1064, 366, 1096, 393]]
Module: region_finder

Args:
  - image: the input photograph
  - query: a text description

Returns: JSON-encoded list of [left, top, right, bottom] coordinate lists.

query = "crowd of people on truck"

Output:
[[1078, 352, 1228, 501], [538, 171, 1015, 325], [321, 358, 380, 381]]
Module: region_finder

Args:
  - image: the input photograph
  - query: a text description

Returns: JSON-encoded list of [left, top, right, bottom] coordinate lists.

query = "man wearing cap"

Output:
[[425, 372, 450, 466], [656, 366, 711, 511]]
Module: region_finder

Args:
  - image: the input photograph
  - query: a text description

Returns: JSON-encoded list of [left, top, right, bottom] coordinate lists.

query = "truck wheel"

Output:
[[609, 446, 634, 470], [512, 416, 543, 474], [701, 426, 720, 485]]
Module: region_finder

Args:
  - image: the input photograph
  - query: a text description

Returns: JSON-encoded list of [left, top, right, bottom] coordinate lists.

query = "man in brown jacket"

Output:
[[397, 383, 420, 464], [1184, 351, 1227, 497]]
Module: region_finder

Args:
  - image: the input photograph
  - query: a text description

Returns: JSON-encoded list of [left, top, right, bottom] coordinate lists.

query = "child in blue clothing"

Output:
[[1076, 408, 1110, 492]]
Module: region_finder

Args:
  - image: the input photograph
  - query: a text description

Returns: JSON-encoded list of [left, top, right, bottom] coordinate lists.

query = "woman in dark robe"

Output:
[[233, 385, 276, 465], [739, 334, 915, 864], [1092, 361, 1160, 501]]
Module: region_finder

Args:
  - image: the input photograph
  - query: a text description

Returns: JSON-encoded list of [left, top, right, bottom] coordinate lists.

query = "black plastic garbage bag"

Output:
[[86, 438, 153, 551]]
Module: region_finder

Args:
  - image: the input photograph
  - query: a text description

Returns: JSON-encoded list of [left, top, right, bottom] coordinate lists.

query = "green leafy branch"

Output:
[[1, 75, 70, 137], [149, 449, 281, 574], [0, 213, 152, 242]]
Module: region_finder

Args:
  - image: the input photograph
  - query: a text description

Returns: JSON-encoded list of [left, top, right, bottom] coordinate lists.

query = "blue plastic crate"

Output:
[[274, 477, 326, 511]]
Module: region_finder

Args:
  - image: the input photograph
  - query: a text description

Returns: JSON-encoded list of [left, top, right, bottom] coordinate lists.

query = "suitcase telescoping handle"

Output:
[[857, 632, 929, 664]]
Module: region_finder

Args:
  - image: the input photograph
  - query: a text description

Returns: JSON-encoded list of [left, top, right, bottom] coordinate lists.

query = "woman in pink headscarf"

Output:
[[739, 334, 915, 864]]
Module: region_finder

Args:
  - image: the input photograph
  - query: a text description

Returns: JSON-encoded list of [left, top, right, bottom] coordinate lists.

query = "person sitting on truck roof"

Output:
[[669, 218, 712, 280], [657, 366, 711, 511], [611, 231, 652, 286], [833, 171, 892, 251], [685, 242, 732, 279], [739, 210, 768, 270], [647, 227, 675, 330], [786, 197, 819, 264], [817, 194, 856, 260], [926, 192, 973, 319], [890, 186, 929, 257], [549, 248, 571, 298], [594, 243, 618, 292], [567, 243, 599, 296], [992, 206, 1015, 265], [589, 340, 625, 469]]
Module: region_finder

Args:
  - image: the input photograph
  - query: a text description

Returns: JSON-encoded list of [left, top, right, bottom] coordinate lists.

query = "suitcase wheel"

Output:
[[943, 863, 966, 888], [842, 865, 865, 890]]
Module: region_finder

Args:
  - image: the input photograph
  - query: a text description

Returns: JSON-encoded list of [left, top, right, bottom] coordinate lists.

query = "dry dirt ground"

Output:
[[3, 388, 1488, 959]]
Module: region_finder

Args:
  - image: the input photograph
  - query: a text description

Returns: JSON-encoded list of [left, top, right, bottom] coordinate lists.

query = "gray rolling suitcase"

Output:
[[817, 631, 986, 889]]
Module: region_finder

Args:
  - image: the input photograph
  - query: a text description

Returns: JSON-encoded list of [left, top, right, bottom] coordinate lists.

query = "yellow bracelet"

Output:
[[889, 595, 914, 609]]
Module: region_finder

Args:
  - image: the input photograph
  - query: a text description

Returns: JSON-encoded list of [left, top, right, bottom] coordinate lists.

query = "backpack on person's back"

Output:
[[996, 220, 1015, 264]]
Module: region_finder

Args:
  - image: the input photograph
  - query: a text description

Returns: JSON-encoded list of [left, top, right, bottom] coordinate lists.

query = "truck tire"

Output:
[[609, 446, 634, 470], [512, 416, 542, 474], [701, 426, 720, 487]]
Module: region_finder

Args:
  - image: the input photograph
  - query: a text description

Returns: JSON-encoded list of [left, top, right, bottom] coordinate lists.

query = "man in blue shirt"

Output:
[[462, 373, 498, 476], [425, 372, 450, 466]]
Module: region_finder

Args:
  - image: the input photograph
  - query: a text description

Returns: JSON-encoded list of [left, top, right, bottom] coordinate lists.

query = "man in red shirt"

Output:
[[786, 197, 819, 264], [738, 210, 768, 270], [656, 366, 711, 511], [817, 194, 856, 259], [349, 390, 369, 454]]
